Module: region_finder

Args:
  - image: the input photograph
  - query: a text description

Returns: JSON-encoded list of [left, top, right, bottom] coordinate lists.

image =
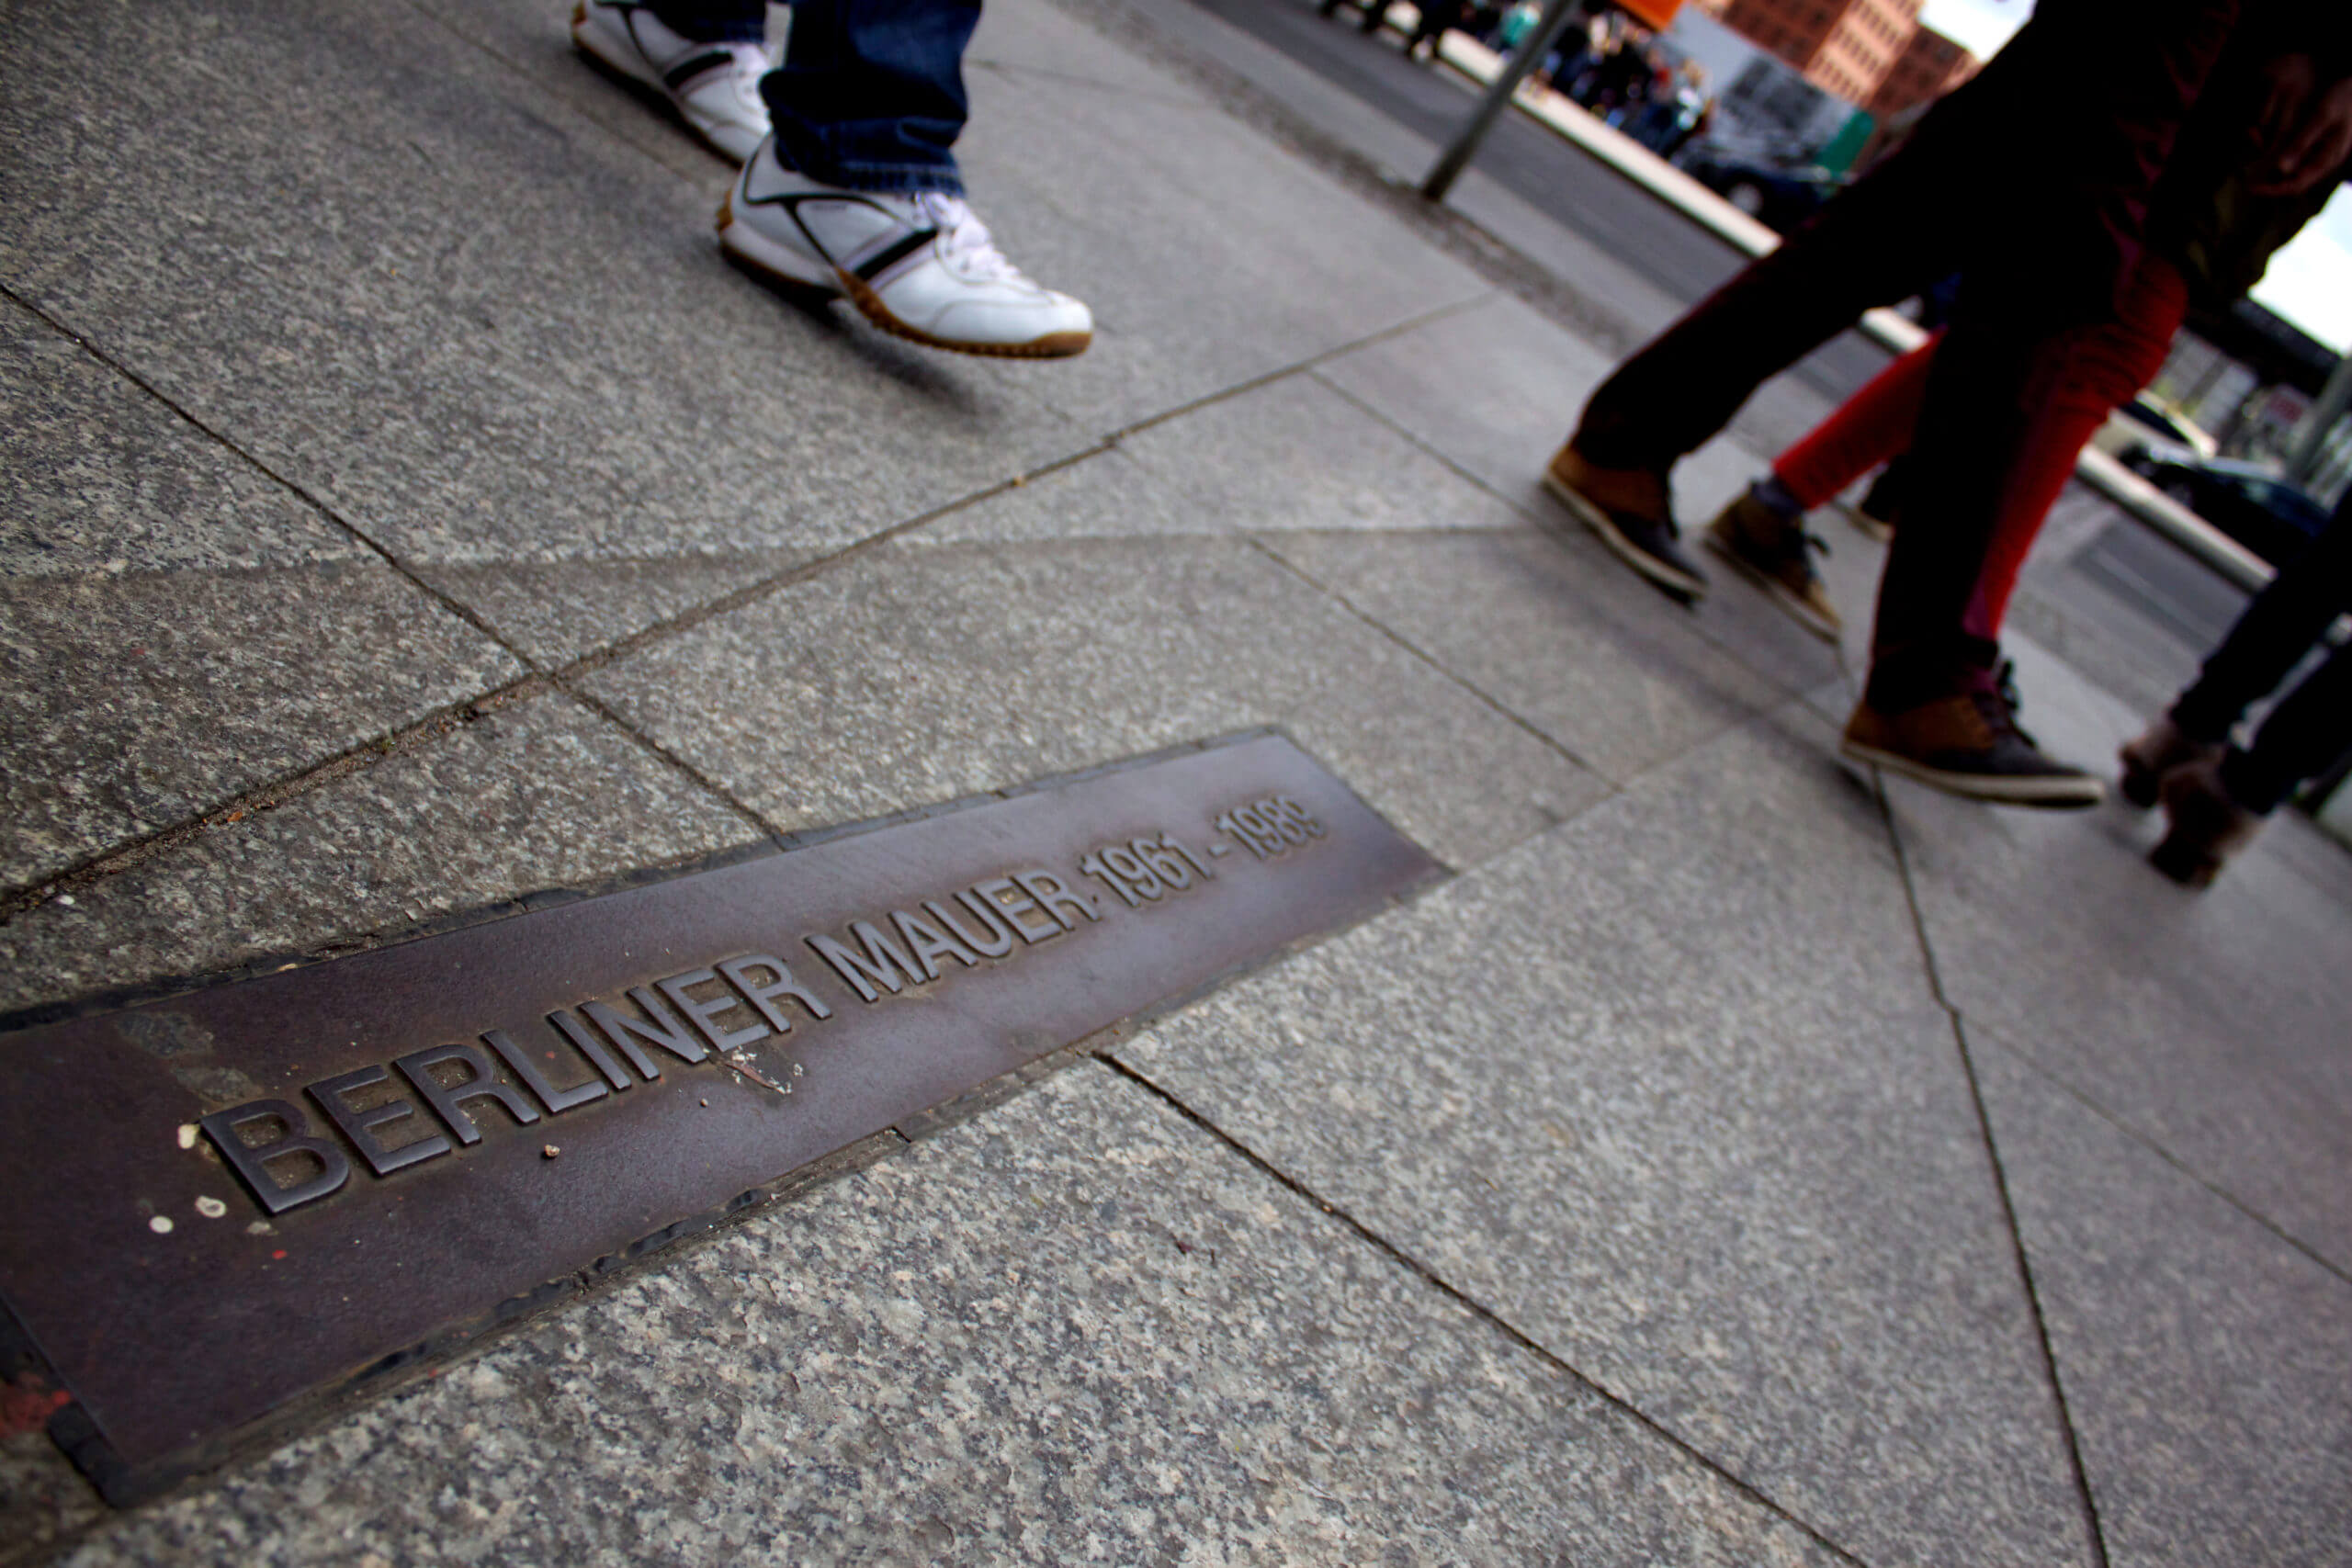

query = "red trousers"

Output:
[[1569, 0, 2243, 702], [1771, 256, 2189, 638]]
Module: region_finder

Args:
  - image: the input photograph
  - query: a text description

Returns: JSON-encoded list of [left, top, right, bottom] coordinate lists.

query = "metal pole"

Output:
[[1420, 0, 1586, 201], [2286, 351, 2352, 485]]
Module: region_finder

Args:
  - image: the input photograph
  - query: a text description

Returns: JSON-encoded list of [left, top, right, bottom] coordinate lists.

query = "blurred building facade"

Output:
[[1690, 0, 1975, 115]]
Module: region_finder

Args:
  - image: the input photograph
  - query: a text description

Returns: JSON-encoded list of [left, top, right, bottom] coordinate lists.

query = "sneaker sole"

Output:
[[718, 196, 1091, 360], [1840, 738, 2105, 809], [1702, 523, 1839, 643], [1539, 471, 1708, 600]]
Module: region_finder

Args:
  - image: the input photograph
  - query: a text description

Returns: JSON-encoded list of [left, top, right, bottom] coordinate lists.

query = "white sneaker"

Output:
[[718, 136, 1093, 358], [571, 0, 771, 164]]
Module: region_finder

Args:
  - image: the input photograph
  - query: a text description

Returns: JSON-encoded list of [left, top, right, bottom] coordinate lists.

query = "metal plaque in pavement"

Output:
[[0, 733, 1442, 1504]]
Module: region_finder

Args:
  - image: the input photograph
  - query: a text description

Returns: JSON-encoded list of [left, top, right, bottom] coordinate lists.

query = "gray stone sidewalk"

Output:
[[2, 0, 2346, 1563]]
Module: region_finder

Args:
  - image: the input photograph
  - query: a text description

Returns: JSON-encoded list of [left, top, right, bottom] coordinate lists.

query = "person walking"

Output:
[[2119, 497, 2352, 886], [1694, 42, 2348, 660], [575, 0, 1093, 357], [1540, 0, 2345, 807], [1406, 0, 1470, 62]]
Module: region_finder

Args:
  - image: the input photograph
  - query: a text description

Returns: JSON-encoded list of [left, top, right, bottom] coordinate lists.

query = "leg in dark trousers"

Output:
[[1553, 0, 2251, 807], [2223, 640, 2352, 814], [2137, 504, 2352, 884], [2171, 505, 2352, 745], [648, 0, 765, 40], [1569, 125, 1981, 474]]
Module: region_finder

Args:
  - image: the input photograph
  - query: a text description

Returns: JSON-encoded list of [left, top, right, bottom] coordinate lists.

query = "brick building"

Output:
[[1866, 23, 1979, 121], [1689, 0, 1975, 117]]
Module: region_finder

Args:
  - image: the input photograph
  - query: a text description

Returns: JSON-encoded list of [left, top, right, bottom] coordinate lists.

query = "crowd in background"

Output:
[[1321, 1, 1715, 158]]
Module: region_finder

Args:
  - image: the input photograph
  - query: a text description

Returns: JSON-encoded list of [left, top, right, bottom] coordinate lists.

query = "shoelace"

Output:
[[1978, 658, 2039, 749], [726, 43, 770, 99], [910, 192, 1024, 283]]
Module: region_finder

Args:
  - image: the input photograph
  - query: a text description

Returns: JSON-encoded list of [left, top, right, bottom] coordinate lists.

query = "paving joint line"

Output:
[[0, 678, 551, 924], [1982, 1029, 2352, 1292], [513, 284, 1494, 677], [0, 286, 540, 677], [1083, 290, 1498, 449], [0, 277, 1476, 920], [1093, 1053, 1875, 1568], [548, 294, 1498, 673], [0, 286, 800, 910], [1873, 785, 2115, 1568], [1308, 368, 1861, 707], [544, 439, 1122, 681], [1242, 534, 1611, 784], [0, 286, 1114, 897], [557, 686, 785, 843]]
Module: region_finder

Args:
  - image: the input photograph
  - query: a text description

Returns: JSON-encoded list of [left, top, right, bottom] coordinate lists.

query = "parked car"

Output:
[[1674, 146, 1848, 232], [2121, 451, 2331, 564], [2093, 395, 2219, 460]]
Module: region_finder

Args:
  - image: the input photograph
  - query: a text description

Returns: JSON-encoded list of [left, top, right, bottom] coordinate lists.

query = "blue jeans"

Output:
[[650, 0, 977, 193]]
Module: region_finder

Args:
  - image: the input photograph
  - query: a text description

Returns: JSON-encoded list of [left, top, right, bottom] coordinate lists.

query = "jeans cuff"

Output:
[[783, 153, 965, 197]]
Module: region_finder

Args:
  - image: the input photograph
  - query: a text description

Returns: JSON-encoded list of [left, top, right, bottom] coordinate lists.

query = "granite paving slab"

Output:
[[1312, 295, 1617, 501], [403, 0, 1486, 454], [36, 1065, 1846, 1568], [0, 296, 359, 579], [0, 1433, 100, 1568], [967, 0, 1217, 106], [582, 526, 1608, 870], [1310, 302, 1843, 695], [0, 560, 522, 895], [395, 0, 768, 187], [1266, 528, 1784, 784], [1, 294, 531, 891], [928, 369, 1527, 544], [1882, 636, 2352, 1273], [1116, 703, 2098, 1568], [1973, 1038, 2352, 1568], [409, 547, 808, 670], [0, 693, 752, 1020], [0, 0, 1086, 642], [951, 74, 1495, 436]]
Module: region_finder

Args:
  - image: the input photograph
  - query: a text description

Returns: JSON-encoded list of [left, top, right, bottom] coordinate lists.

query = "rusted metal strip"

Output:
[[0, 733, 1441, 1503]]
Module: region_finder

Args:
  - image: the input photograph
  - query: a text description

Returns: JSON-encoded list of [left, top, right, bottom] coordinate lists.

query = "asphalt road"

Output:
[[1181, 0, 1894, 405], [1187, 0, 1754, 302]]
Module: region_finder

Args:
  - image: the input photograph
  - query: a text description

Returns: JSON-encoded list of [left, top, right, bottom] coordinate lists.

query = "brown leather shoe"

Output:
[[1841, 661, 2103, 808], [2149, 756, 2262, 887], [1541, 445, 1709, 601], [1704, 486, 1840, 642], [2117, 715, 2223, 809]]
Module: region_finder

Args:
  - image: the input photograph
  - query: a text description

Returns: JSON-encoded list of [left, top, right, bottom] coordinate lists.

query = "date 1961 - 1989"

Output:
[[1075, 795, 1326, 908]]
